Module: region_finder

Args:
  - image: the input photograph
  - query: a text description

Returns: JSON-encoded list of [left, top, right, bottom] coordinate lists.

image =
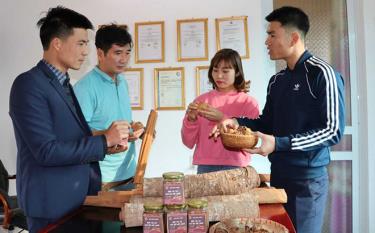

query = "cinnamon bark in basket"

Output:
[[143, 166, 260, 198], [209, 217, 289, 233], [220, 126, 259, 149], [122, 193, 259, 227]]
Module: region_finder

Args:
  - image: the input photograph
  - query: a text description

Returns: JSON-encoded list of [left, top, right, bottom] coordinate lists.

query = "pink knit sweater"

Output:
[[181, 90, 259, 166]]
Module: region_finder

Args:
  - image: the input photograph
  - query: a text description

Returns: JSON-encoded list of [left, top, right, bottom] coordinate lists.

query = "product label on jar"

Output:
[[163, 181, 184, 205], [167, 212, 187, 233], [188, 213, 206, 233], [143, 213, 164, 233]]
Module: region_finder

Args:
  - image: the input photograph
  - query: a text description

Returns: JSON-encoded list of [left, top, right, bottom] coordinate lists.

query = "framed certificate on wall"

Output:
[[123, 68, 144, 110], [215, 16, 250, 59], [135, 21, 165, 63], [195, 66, 213, 96], [177, 18, 208, 61], [154, 67, 185, 110]]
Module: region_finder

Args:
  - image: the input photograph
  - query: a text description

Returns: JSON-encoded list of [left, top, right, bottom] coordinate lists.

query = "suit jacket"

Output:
[[9, 61, 105, 219]]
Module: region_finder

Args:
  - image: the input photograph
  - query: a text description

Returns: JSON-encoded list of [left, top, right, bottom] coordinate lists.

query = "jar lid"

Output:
[[165, 204, 186, 210], [187, 199, 208, 209], [162, 172, 184, 179], [143, 203, 164, 211]]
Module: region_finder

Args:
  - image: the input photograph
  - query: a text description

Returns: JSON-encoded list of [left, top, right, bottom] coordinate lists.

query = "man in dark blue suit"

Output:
[[9, 6, 131, 233]]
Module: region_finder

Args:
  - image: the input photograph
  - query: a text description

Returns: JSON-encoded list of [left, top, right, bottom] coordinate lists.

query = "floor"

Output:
[[0, 227, 28, 233]]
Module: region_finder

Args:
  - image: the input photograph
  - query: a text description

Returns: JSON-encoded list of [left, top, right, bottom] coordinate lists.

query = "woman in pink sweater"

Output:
[[181, 49, 259, 174]]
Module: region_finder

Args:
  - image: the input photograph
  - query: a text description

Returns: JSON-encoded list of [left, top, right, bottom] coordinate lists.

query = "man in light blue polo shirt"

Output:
[[74, 24, 144, 190]]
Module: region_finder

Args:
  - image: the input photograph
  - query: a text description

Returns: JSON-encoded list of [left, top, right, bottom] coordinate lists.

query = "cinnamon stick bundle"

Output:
[[143, 166, 260, 198]]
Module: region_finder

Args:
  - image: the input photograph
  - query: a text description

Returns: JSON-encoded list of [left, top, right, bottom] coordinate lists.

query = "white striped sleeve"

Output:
[[291, 57, 340, 150]]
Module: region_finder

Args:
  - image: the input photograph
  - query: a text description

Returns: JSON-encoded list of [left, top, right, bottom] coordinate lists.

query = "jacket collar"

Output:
[[287, 50, 312, 71], [37, 60, 57, 81], [37, 60, 88, 132]]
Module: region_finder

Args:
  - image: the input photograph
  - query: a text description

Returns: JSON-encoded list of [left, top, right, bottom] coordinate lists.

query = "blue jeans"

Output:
[[197, 165, 239, 174], [271, 174, 329, 233]]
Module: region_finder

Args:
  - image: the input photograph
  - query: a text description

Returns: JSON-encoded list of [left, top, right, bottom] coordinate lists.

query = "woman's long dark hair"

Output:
[[208, 48, 250, 93]]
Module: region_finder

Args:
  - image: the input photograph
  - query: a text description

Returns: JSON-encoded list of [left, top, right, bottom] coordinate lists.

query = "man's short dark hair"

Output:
[[95, 24, 133, 54], [37, 6, 93, 50], [265, 6, 310, 38]]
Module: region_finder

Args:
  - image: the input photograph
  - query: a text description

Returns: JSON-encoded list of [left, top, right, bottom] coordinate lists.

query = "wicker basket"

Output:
[[209, 217, 289, 233], [220, 131, 258, 149]]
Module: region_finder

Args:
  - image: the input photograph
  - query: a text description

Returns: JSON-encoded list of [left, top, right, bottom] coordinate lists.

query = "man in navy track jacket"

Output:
[[212, 6, 345, 233]]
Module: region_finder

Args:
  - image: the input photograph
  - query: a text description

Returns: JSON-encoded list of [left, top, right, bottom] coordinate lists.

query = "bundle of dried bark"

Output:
[[250, 188, 287, 204], [130, 187, 287, 205], [143, 166, 260, 198], [122, 193, 259, 227]]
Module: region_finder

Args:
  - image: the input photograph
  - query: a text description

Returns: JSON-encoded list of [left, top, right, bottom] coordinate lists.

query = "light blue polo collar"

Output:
[[93, 66, 124, 84]]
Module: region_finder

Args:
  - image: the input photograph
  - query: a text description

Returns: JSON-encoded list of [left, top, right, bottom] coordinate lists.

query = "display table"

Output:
[[40, 204, 295, 233]]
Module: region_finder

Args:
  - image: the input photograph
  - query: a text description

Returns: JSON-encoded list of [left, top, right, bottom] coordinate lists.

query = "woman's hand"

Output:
[[198, 105, 224, 122], [186, 102, 199, 122], [210, 118, 239, 140]]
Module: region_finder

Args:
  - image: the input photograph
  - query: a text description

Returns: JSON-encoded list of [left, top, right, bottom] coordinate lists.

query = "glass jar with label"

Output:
[[143, 203, 165, 233], [187, 199, 208, 233], [163, 172, 185, 205], [166, 204, 188, 233]]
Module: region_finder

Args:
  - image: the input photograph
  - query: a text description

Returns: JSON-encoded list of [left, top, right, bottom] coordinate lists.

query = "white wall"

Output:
[[0, 0, 274, 194], [356, 0, 375, 232]]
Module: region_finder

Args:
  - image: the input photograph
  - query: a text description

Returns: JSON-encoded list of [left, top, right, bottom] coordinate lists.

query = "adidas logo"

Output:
[[293, 83, 300, 91]]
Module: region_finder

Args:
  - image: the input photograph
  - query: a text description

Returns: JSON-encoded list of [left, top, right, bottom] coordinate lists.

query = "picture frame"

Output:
[[135, 21, 165, 63], [215, 16, 250, 59], [154, 67, 185, 110], [123, 68, 144, 110], [195, 66, 213, 96], [177, 18, 208, 61]]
